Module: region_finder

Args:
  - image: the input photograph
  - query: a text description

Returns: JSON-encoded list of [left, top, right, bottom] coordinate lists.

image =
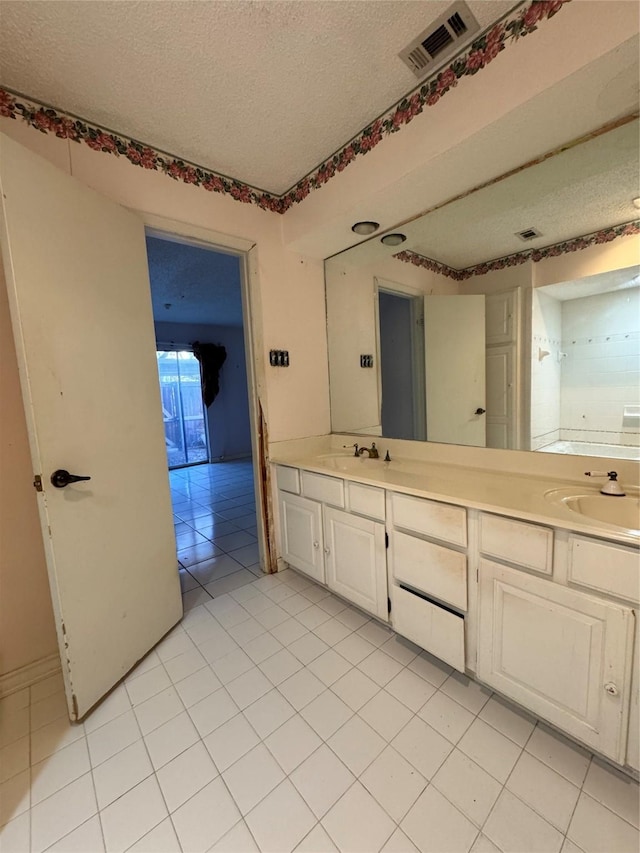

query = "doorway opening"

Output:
[[378, 287, 426, 441], [146, 231, 264, 606]]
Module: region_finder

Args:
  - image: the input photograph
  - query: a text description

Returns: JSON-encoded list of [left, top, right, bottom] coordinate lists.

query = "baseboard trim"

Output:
[[0, 653, 61, 698]]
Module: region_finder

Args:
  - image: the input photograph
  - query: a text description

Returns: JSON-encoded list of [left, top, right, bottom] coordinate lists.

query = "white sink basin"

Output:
[[545, 488, 640, 532], [316, 454, 400, 474]]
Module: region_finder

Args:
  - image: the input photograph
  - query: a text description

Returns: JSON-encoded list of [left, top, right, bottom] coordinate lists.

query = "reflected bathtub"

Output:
[[538, 440, 639, 461]]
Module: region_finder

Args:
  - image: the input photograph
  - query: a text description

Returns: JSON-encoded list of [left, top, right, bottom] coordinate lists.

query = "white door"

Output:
[[0, 134, 182, 720], [485, 289, 516, 345], [485, 288, 519, 450], [279, 492, 325, 583], [424, 295, 486, 446], [486, 345, 515, 449], [477, 559, 634, 762], [323, 506, 387, 620]]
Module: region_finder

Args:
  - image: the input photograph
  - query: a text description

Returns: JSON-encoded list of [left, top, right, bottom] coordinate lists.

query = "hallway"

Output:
[[170, 460, 261, 608]]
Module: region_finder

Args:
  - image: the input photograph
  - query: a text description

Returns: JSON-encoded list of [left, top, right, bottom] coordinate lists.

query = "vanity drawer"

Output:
[[301, 470, 345, 508], [391, 584, 465, 672], [347, 481, 385, 521], [479, 513, 553, 575], [275, 465, 300, 494], [393, 531, 467, 611], [568, 535, 640, 604], [390, 493, 467, 547]]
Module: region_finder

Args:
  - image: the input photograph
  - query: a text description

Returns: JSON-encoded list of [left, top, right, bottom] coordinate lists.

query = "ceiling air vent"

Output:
[[399, 1, 480, 78], [516, 228, 542, 242]]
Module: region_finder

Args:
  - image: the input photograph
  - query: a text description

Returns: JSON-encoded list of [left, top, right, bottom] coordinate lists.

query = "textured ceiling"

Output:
[[147, 236, 243, 327], [407, 119, 640, 269], [539, 267, 639, 301], [0, 0, 514, 193]]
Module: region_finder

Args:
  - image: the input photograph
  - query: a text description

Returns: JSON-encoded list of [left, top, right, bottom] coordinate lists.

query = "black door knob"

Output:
[[50, 469, 92, 488], [474, 408, 486, 415]]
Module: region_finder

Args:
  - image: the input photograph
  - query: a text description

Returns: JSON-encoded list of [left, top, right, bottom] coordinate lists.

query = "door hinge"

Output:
[[385, 532, 389, 549], [387, 596, 392, 614], [33, 475, 43, 492]]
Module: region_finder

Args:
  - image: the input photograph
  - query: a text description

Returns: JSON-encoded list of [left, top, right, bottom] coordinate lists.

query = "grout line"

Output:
[[86, 746, 107, 853], [26, 686, 33, 853], [7, 557, 639, 852]]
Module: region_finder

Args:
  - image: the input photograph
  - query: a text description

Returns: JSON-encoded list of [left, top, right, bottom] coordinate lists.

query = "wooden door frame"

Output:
[[142, 213, 275, 573]]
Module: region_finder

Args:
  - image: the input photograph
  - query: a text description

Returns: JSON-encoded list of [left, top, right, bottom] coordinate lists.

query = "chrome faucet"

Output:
[[358, 442, 379, 459]]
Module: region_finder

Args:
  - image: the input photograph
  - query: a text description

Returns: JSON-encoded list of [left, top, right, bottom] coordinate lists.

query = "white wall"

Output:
[[560, 288, 640, 447], [325, 254, 458, 434], [155, 321, 252, 461], [0, 260, 58, 679], [531, 289, 562, 449], [462, 240, 640, 452]]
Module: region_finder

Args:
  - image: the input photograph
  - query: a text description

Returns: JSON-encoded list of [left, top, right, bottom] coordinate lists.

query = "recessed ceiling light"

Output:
[[633, 197, 640, 209], [381, 233, 407, 246], [351, 221, 380, 235]]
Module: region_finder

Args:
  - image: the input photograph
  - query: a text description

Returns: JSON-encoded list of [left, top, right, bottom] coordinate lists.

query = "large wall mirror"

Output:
[[325, 101, 639, 461]]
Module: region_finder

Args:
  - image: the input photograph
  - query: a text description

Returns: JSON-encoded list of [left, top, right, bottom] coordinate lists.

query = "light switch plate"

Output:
[[270, 349, 290, 366]]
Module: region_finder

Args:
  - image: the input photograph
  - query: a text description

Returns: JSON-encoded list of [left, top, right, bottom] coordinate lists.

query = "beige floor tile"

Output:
[[567, 792, 639, 853], [401, 785, 477, 853], [322, 781, 396, 853], [484, 790, 564, 853], [506, 751, 580, 832]]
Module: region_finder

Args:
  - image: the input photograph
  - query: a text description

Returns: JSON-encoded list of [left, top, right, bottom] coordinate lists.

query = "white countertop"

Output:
[[271, 452, 640, 547]]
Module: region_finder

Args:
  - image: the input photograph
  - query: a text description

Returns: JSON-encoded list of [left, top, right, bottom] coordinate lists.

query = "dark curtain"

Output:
[[192, 341, 227, 408]]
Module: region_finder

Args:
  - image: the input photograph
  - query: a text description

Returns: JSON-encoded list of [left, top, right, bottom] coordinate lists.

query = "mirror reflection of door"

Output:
[[378, 289, 426, 440], [485, 287, 520, 450], [424, 294, 487, 447]]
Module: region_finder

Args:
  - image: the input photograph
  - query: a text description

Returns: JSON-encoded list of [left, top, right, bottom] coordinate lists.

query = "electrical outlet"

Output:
[[360, 354, 374, 368]]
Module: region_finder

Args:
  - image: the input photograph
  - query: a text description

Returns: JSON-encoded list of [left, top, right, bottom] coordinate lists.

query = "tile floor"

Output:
[[170, 460, 262, 606], [1, 461, 639, 852]]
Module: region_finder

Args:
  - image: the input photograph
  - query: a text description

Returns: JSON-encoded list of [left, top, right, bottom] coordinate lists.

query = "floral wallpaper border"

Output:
[[394, 221, 640, 281], [0, 0, 570, 214]]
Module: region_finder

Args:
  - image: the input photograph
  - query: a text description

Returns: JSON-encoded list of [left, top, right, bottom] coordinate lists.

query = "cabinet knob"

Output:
[[324, 547, 330, 555], [313, 541, 319, 549], [604, 682, 619, 696]]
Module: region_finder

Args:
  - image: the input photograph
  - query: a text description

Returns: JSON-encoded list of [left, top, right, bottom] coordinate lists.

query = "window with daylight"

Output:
[[156, 350, 210, 468]]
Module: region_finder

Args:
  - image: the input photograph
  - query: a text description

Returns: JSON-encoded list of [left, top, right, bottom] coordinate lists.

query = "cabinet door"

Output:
[[324, 506, 387, 620], [279, 492, 324, 584], [477, 559, 634, 763], [485, 289, 516, 345], [485, 344, 516, 450], [627, 609, 639, 771]]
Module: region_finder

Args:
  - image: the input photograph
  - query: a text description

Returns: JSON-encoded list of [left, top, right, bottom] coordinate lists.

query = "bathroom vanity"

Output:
[[272, 446, 640, 773]]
